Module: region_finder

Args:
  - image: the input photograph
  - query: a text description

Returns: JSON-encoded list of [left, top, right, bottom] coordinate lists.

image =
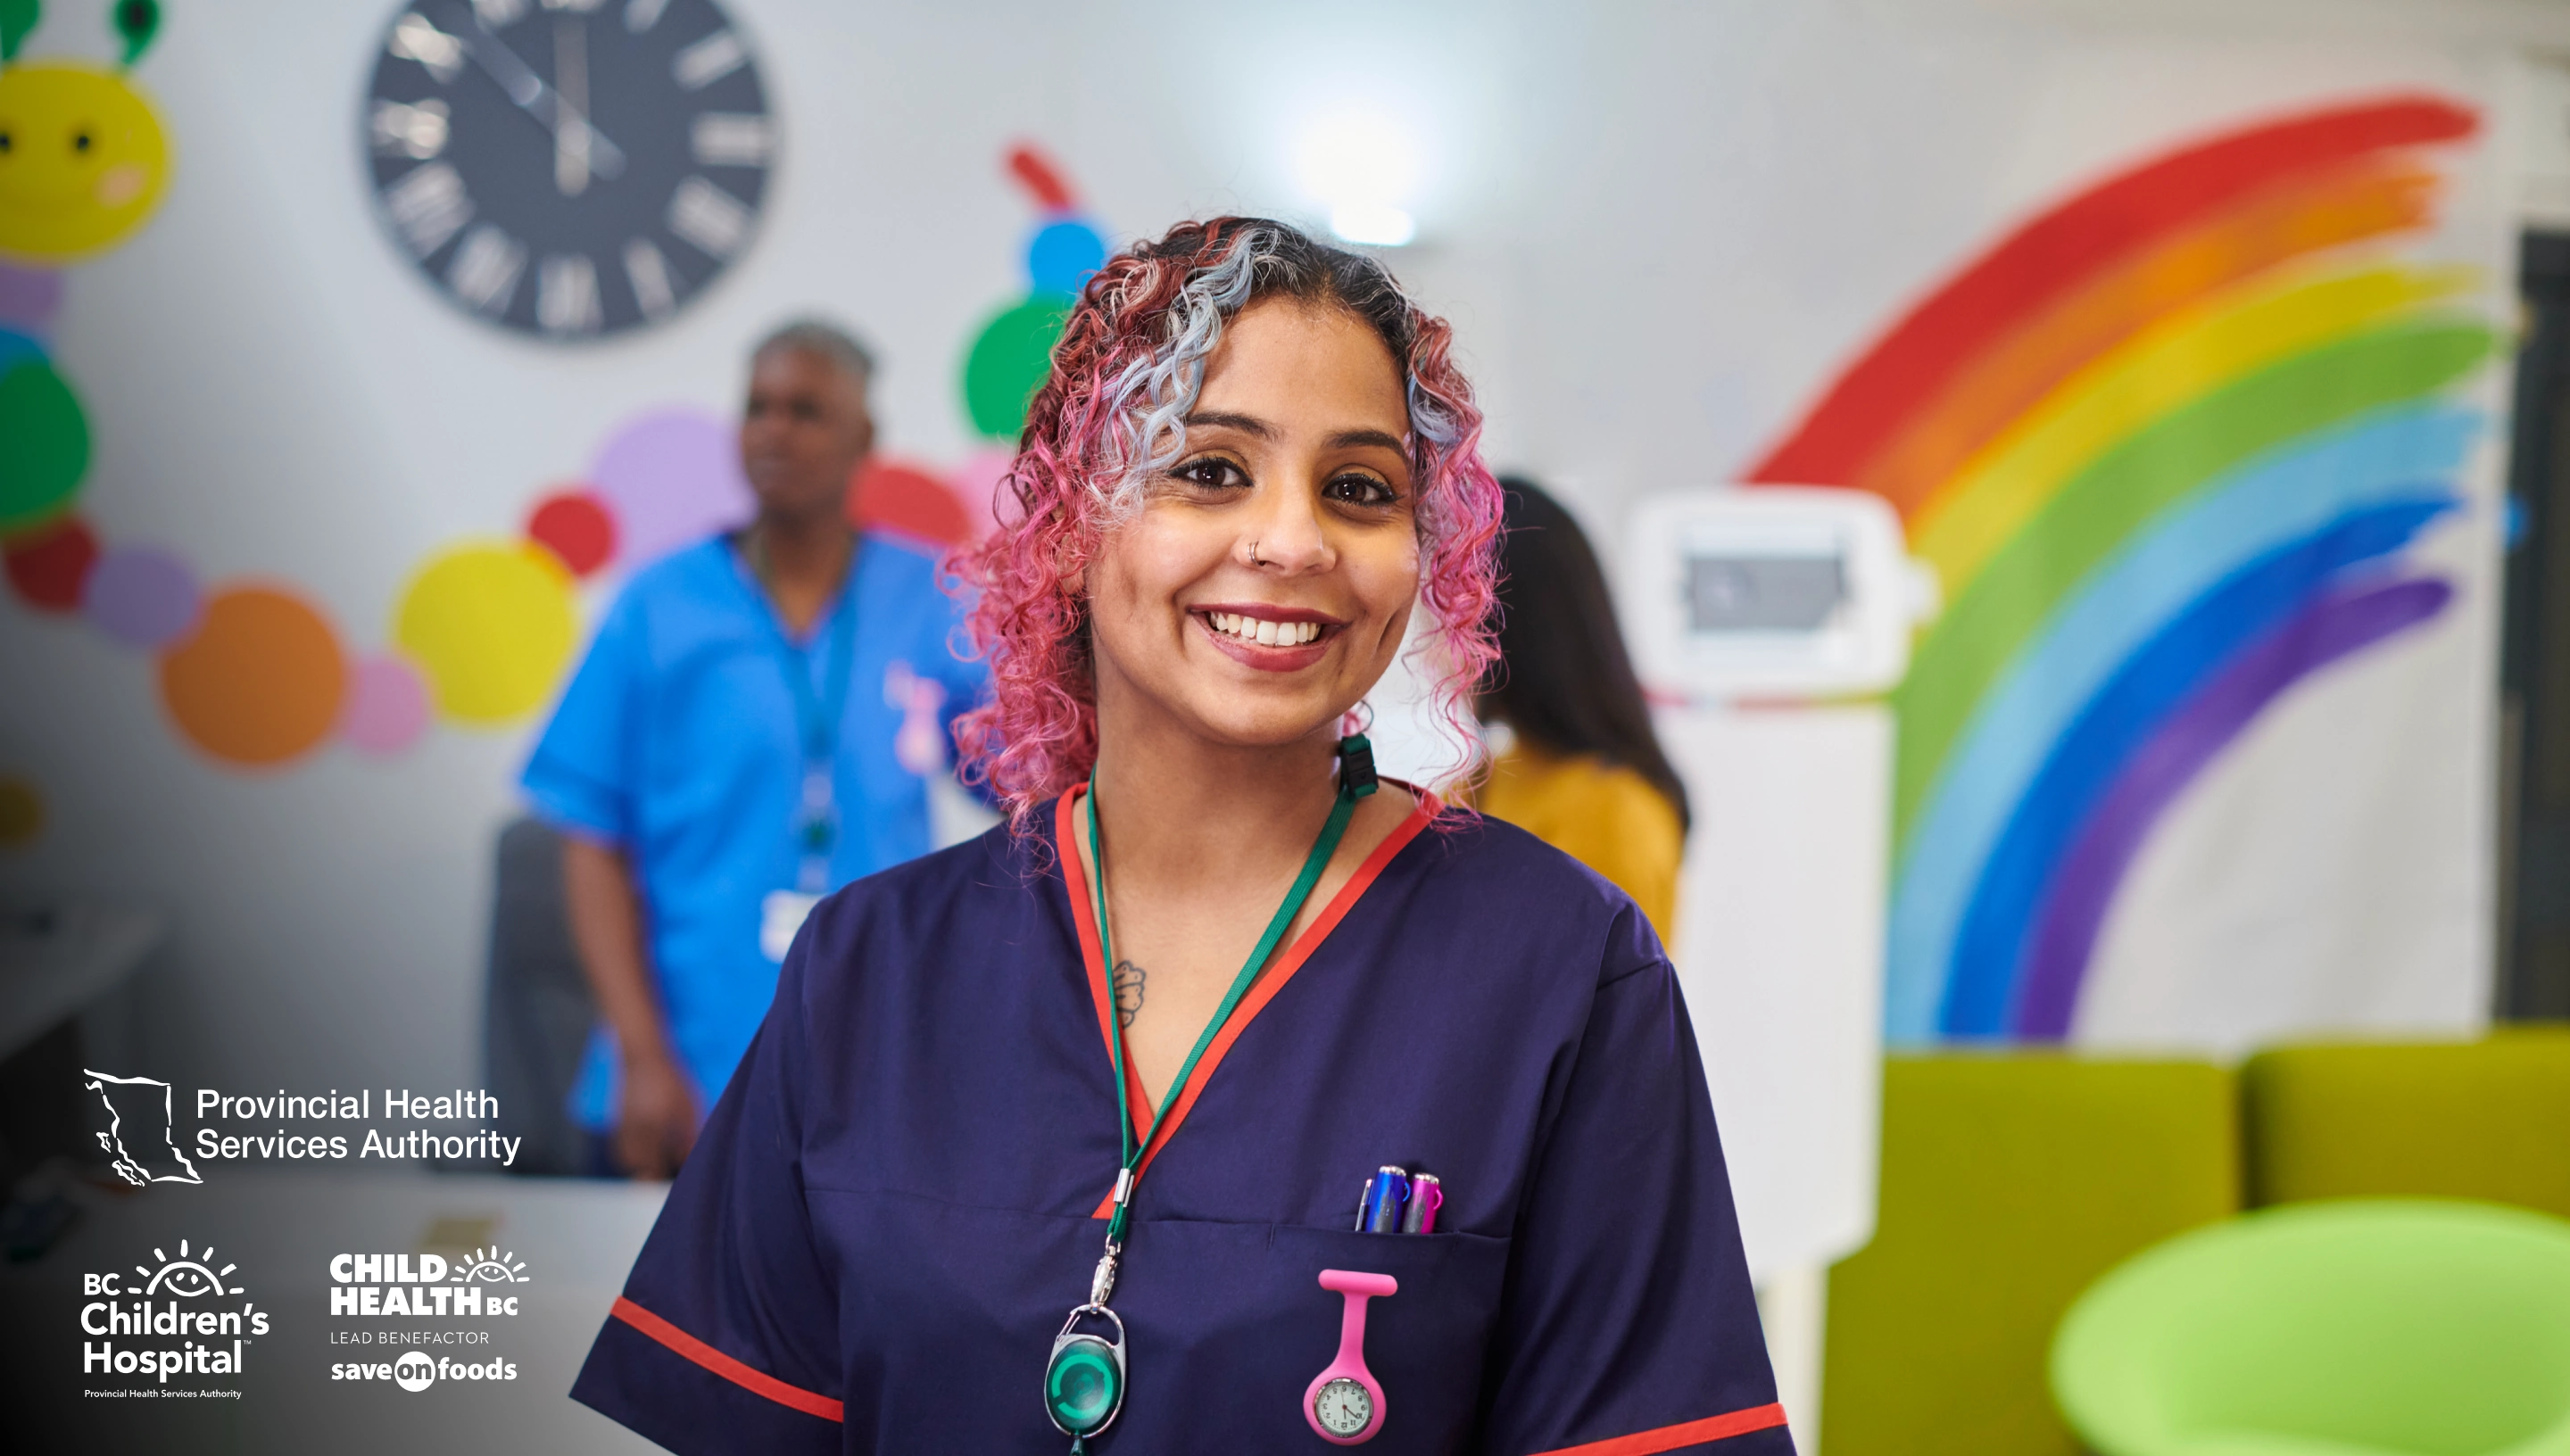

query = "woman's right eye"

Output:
[[1173, 458, 1244, 490]]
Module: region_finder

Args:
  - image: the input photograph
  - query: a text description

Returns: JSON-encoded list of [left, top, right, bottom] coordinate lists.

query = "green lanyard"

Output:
[[1047, 738, 1372, 1449]]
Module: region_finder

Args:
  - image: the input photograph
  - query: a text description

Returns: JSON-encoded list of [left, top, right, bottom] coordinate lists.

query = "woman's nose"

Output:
[[1241, 482, 1333, 573]]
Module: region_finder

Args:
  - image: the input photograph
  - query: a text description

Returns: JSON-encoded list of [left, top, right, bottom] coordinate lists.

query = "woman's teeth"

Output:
[[1207, 612, 1322, 647]]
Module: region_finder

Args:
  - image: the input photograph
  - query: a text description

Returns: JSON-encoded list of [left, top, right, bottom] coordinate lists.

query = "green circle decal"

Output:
[[0, 360, 90, 534], [963, 294, 1072, 442]]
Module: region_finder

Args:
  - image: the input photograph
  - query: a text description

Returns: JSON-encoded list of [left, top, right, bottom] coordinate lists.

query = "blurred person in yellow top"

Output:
[[1474, 479, 1691, 936]]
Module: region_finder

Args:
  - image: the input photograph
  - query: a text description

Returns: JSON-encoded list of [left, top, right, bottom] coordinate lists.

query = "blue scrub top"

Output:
[[572, 794, 1793, 1454], [520, 533, 987, 1129]]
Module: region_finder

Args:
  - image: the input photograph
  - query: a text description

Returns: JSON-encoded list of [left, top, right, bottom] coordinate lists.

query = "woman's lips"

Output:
[[1192, 608, 1339, 672]]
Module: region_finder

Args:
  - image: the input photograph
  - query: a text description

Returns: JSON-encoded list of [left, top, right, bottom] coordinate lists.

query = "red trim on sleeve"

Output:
[[1074, 787, 1438, 1219], [1530, 1402, 1792, 1456], [609, 1296, 845, 1424]]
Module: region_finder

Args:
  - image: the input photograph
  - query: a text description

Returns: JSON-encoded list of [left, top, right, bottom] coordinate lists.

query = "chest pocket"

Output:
[[1112, 1218, 1512, 1452]]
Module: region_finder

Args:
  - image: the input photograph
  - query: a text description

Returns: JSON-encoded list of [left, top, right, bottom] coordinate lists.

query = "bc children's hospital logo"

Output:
[[81, 1237, 267, 1387]]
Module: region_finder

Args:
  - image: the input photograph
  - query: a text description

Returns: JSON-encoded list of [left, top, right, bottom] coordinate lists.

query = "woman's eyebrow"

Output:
[[1326, 427, 1406, 453], [1183, 410, 1273, 438]]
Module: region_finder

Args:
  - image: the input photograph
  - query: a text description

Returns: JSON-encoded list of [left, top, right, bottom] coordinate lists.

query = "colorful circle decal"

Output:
[[4, 511, 95, 610], [339, 653, 432, 757], [393, 542, 577, 725], [589, 410, 754, 571], [82, 543, 198, 647], [850, 459, 972, 547], [0, 774, 43, 848], [963, 295, 1073, 442], [0, 61, 174, 263], [0, 261, 64, 331], [1026, 219, 1106, 296], [526, 490, 618, 577], [159, 585, 348, 768], [0, 357, 89, 531], [0, 326, 42, 372], [8, 120, 1047, 773]]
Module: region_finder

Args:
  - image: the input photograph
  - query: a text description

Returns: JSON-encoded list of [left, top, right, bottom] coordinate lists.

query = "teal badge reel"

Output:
[[1045, 1305, 1127, 1449]]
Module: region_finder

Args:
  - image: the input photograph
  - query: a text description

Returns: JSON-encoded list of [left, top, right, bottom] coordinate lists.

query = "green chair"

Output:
[[2242, 1030, 2570, 1217], [1822, 1055, 2240, 1455], [2052, 1199, 2570, 1456]]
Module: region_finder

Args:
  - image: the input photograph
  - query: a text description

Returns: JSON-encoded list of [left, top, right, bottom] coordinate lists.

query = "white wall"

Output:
[[2, 0, 2558, 1099]]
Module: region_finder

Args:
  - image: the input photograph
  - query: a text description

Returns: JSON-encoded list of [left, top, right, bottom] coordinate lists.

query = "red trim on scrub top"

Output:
[[1528, 1402, 1792, 1455], [1064, 785, 1438, 1220], [1058, 787, 1156, 1138], [609, 1296, 846, 1423]]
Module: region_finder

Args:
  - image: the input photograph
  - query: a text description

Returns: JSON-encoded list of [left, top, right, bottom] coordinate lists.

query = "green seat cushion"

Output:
[[2053, 1199, 2570, 1456], [1822, 1054, 2240, 1456], [2243, 1030, 2570, 1216]]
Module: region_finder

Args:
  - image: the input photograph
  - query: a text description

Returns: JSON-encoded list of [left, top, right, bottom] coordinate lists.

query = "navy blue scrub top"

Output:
[[573, 790, 1793, 1456]]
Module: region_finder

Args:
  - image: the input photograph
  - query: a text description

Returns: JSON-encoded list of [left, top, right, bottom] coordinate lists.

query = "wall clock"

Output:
[[361, 0, 775, 339]]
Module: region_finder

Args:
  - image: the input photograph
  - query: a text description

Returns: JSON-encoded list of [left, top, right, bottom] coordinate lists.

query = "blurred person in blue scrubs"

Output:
[[521, 319, 988, 1179]]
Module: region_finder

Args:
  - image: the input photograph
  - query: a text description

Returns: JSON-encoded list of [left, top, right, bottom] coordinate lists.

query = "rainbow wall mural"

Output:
[[1746, 95, 2499, 1043]]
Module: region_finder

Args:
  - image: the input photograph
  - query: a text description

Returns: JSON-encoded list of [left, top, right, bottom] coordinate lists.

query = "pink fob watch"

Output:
[[1305, 1269, 1397, 1444]]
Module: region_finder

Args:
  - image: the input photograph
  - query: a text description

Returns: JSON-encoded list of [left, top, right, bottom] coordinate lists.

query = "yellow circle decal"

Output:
[[0, 62, 173, 262], [394, 542, 577, 724]]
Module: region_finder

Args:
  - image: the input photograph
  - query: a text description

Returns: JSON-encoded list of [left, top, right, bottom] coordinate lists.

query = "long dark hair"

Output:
[[1485, 479, 1691, 834]]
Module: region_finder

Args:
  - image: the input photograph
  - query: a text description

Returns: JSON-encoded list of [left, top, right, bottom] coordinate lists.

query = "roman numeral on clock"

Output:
[[384, 161, 473, 257], [539, 254, 604, 335], [667, 177, 751, 258], [449, 225, 528, 314]]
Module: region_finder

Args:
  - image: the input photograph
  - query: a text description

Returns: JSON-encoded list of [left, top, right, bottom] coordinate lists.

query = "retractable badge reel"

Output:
[[1044, 1305, 1127, 1451], [1306, 1270, 1396, 1444]]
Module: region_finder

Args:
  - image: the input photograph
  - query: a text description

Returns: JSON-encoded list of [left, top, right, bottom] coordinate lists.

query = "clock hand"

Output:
[[553, 17, 591, 196], [448, 4, 626, 182]]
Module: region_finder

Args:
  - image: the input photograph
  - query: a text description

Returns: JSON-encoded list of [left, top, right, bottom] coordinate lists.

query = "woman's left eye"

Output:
[[1325, 474, 1399, 507]]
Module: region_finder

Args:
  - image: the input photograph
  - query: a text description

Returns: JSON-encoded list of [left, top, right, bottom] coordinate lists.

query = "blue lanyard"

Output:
[[754, 547, 859, 892]]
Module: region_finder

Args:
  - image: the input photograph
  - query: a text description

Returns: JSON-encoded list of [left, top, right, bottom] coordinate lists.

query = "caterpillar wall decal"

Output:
[[1745, 95, 2497, 1043]]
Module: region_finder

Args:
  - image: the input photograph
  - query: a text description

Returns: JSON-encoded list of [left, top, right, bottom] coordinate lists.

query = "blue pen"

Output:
[[1356, 1166, 1408, 1233]]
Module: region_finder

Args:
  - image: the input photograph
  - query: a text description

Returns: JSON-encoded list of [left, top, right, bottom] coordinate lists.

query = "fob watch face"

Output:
[[1314, 1376, 1374, 1435], [362, 0, 775, 338]]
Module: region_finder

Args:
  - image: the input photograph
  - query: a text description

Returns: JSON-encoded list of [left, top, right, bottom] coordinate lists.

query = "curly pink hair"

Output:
[[954, 217, 1505, 830]]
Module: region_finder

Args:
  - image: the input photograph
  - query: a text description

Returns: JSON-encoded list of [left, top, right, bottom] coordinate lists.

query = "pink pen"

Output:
[[1400, 1173, 1442, 1234], [1305, 1269, 1397, 1444]]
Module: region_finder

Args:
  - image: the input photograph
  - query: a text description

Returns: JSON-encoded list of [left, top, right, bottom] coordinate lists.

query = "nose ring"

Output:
[[1248, 539, 1264, 567]]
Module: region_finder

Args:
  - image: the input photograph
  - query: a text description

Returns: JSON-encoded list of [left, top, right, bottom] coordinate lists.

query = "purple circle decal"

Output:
[[0, 264, 63, 335], [340, 654, 433, 756], [588, 409, 753, 569], [81, 545, 201, 649]]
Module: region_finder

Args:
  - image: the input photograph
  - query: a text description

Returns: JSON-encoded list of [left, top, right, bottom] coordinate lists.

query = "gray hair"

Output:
[[753, 317, 876, 388]]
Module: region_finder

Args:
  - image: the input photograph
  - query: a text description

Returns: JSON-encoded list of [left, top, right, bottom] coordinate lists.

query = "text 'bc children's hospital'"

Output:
[[191, 1088, 523, 1167]]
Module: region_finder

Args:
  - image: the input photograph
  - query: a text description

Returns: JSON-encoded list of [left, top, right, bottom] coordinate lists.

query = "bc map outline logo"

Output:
[[83, 1069, 202, 1186]]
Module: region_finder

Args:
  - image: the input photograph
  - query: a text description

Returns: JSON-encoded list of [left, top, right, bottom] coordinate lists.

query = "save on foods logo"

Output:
[[82, 1237, 267, 1384]]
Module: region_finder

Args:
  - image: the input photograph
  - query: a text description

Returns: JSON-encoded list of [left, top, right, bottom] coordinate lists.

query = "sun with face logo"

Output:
[[452, 1245, 531, 1284], [0, 0, 170, 262], [137, 1237, 239, 1297]]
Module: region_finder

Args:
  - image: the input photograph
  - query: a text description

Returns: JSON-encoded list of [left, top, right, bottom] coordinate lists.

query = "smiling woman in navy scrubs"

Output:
[[573, 219, 1794, 1455]]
